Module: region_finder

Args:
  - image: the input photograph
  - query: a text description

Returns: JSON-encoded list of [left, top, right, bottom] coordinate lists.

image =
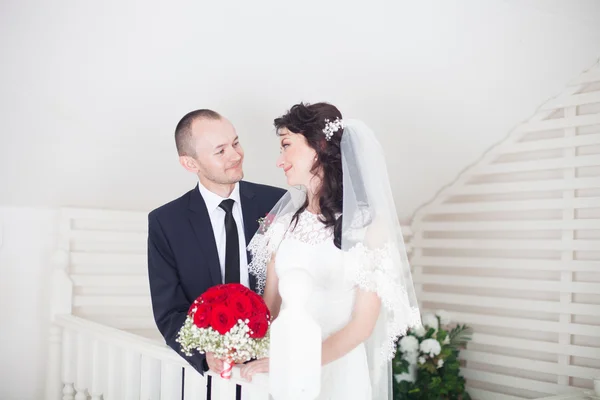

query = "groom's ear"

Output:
[[179, 155, 200, 174]]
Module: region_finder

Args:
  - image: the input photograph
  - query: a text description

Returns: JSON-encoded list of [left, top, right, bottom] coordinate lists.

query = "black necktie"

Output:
[[219, 199, 240, 284]]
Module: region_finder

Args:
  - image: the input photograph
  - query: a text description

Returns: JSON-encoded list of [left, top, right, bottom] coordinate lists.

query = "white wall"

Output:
[[0, 207, 57, 400], [1, 0, 599, 219]]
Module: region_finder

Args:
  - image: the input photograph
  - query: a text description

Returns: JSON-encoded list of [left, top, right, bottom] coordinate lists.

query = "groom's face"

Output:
[[184, 117, 245, 184]]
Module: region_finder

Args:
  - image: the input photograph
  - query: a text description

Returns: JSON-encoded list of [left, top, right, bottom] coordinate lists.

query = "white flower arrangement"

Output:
[[419, 338, 441, 358], [399, 335, 419, 354], [393, 310, 473, 399], [421, 312, 439, 331]]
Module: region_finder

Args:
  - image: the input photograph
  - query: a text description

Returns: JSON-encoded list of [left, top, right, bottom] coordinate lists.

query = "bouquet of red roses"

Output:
[[176, 283, 271, 379]]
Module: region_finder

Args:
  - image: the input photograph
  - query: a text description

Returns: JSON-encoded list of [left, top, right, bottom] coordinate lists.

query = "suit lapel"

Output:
[[240, 182, 259, 247], [240, 181, 259, 292], [188, 185, 222, 286]]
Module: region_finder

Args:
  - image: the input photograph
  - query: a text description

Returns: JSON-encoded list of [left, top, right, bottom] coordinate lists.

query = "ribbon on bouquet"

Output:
[[220, 359, 234, 379]]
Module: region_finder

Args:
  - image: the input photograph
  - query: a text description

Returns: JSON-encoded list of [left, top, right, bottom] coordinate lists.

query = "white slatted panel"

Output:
[[60, 207, 161, 339], [411, 61, 600, 399]]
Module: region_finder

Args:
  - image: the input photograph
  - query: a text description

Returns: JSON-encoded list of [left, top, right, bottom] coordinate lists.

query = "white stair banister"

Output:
[[105, 344, 121, 400], [74, 332, 90, 400], [46, 246, 73, 400], [61, 329, 76, 400], [269, 268, 321, 400], [209, 371, 238, 399], [183, 366, 207, 400], [140, 355, 161, 400], [240, 371, 270, 400], [123, 350, 141, 399], [160, 361, 183, 399], [90, 339, 104, 400]]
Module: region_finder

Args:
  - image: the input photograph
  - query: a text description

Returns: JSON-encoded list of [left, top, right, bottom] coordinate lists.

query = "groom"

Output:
[[147, 109, 285, 398]]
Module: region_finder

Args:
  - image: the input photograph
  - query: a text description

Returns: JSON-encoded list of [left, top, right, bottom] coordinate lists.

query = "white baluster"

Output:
[[183, 366, 206, 400], [140, 355, 161, 400], [270, 268, 321, 400], [74, 333, 89, 400], [240, 371, 270, 400], [105, 345, 121, 400], [45, 325, 63, 400], [62, 384, 75, 400], [160, 362, 183, 399], [124, 350, 142, 399], [47, 246, 73, 400], [61, 329, 76, 400], [209, 372, 237, 400], [90, 339, 105, 400], [244, 384, 269, 399]]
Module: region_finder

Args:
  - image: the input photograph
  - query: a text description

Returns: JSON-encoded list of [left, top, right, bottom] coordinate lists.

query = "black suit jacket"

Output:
[[147, 181, 286, 373]]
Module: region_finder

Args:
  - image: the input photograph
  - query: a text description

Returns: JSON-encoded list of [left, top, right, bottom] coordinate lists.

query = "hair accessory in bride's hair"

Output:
[[322, 117, 344, 141]]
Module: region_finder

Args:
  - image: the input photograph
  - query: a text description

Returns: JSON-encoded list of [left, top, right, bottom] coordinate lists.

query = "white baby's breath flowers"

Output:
[[176, 318, 270, 362]]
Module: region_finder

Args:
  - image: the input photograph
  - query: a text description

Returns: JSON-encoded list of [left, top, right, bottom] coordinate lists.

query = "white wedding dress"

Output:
[[248, 120, 423, 400], [273, 210, 372, 400]]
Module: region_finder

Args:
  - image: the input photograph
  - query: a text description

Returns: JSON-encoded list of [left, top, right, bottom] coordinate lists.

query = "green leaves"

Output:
[[448, 324, 473, 350], [393, 315, 472, 400]]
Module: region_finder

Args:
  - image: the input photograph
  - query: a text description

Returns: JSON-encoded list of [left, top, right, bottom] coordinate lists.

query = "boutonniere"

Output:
[[257, 213, 275, 234]]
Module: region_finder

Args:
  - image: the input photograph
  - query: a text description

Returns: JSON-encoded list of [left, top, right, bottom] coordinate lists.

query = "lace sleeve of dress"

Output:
[[344, 223, 421, 362], [247, 214, 291, 294]]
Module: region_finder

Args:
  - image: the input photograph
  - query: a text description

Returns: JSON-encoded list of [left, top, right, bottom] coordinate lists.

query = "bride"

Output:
[[239, 102, 422, 399]]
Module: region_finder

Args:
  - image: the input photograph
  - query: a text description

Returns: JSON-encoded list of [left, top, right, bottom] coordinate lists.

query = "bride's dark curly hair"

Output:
[[274, 102, 344, 249]]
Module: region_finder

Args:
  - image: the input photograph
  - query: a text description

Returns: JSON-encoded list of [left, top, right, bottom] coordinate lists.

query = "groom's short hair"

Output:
[[175, 109, 222, 157]]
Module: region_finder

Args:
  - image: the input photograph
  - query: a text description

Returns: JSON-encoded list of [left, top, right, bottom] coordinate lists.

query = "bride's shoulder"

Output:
[[345, 206, 373, 229]]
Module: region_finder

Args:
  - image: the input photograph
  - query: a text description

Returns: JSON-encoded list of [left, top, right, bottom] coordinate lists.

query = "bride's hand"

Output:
[[239, 358, 269, 382]]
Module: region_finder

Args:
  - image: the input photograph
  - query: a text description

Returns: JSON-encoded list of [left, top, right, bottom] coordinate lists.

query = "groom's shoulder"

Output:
[[241, 180, 286, 200], [148, 187, 194, 221]]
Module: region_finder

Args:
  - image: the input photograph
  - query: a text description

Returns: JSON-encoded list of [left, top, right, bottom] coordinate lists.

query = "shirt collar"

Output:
[[197, 180, 241, 213]]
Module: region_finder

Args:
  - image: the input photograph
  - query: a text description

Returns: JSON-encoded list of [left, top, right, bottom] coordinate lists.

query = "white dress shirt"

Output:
[[197, 181, 250, 288]]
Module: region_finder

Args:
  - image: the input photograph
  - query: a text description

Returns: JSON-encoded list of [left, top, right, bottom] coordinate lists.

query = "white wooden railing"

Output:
[[46, 313, 269, 400], [44, 208, 324, 400], [44, 250, 271, 400]]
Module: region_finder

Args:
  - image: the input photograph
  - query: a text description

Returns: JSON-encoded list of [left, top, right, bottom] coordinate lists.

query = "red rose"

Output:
[[202, 286, 228, 304], [250, 294, 270, 320], [228, 283, 247, 293], [247, 315, 269, 338], [210, 305, 236, 334], [230, 293, 253, 321], [193, 303, 212, 328]]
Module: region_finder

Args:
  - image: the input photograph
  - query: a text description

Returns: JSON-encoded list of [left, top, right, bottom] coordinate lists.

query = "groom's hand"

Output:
[[206, 352, 224, 373]]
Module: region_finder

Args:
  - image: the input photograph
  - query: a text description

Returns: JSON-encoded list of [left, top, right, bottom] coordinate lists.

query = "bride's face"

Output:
[[276, 128, 320, 188]]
